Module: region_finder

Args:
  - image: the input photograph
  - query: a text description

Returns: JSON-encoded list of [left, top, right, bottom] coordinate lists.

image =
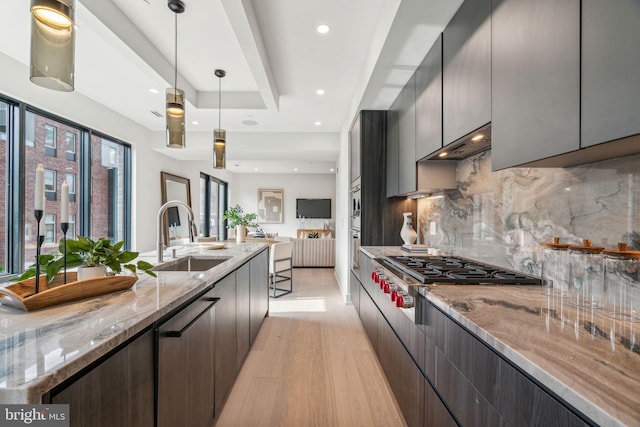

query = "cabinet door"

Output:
[[358, 284, 378, 351], [582, 0, 640, 147], [491, 0, 580, 170], [50, 330, 154, 427], [424, 377, 457, 427], [398, 74, 417, 195], [442, 0, 491, 145], [350, 270, 361, 314], [377, 313, 424, 427], [236, 262, 251, 369], [386, 107, 400, 197], [211, 273, 237, 415], [416, 34, 443, 161], [249, 249, 269, 345]]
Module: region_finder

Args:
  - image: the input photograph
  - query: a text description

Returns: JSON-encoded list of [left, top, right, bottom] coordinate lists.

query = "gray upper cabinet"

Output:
[[415, 34, 443, 161], [442, 0, 491, 146], [398, 74, 417, 195], [581, 0, 640, 148], [491, 0, 580, 170]]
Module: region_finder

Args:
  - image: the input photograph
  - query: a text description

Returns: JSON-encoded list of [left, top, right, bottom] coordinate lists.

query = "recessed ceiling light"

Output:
[[149, 88, 159, 94], [471, 134, 484, 141], [317, 24, 330, 34], [330, 168, 335, 172], [254, 168, 259, 171], [314, 121, 322, 126], [438, 152, 448, 158], [191, 121, 199, 125], [293, 168, 299, 172], [316, 89, 325, 95], [242, 120, 258, 126]]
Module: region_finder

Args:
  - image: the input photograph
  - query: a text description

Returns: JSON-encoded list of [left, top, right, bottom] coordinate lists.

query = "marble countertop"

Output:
[[361, 246, 640, 427], [0, 242, 269, 404]]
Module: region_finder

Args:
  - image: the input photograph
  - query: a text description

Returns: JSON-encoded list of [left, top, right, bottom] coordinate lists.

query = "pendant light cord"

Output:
[[218, 76, 222, 129], [174, 12, 178, 102]]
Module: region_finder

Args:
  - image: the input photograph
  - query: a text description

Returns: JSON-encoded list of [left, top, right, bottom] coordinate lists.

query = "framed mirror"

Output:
[[160, 172, 192, 245]]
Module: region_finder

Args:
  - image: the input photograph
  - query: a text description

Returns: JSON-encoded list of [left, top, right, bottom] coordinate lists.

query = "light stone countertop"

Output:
[[0, 242, 269, 404], [361, 246, 640, 427]]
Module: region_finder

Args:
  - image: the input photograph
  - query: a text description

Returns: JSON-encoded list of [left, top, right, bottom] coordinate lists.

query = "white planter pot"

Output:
[[235, 225, 247, 243], [77, 265, 107, 281]]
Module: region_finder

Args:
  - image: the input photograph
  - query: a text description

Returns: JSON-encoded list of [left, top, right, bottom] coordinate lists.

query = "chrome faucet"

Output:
[[157, 200, 197, 263]]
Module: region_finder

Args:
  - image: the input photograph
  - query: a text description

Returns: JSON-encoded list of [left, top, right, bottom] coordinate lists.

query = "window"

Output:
[[199, 173, 228, 240], [0, 101, 9, 274], [68, 214, 76, 239], [90, 135, 129, 243], [44, 169, 56, 194], [25, 112, 35, 147], [44, 214, 56, 244], [44, 124, 57, 156], [65, 131, 76, 161], [0, 103, 6, 137], [66, 173, 76, 202]]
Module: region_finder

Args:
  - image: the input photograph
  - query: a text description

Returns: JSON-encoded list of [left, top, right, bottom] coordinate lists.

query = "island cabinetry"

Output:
[[491, 0, 580, 169], [236, 262, 251, 370], [581, 0, 640, 147], [249, 248, 269, 345], [442, 0, 491, 145], [415, 34, 443, 160], [211, 272, 237, 416], [48, 329, 155, 427]]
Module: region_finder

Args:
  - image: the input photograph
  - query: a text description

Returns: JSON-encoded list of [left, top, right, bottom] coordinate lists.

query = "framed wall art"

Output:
[[257, 189, 284, 223]]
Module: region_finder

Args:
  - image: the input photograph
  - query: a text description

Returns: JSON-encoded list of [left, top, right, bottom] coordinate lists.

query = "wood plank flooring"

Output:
[[216, 268, 407, 427]]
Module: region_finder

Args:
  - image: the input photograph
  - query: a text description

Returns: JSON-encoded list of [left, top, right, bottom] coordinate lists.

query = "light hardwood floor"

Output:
[[216, 268, 407, 427]]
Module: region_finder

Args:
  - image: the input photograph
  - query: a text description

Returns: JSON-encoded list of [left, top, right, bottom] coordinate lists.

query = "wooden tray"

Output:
[[0, 272, 138, 311]]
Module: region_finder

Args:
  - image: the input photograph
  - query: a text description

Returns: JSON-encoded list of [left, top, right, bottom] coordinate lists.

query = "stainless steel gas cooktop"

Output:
[[381, 255, 542, 285]]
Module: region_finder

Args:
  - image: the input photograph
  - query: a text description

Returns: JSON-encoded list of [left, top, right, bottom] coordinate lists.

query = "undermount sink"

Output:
[[152, 255, 231, 272]]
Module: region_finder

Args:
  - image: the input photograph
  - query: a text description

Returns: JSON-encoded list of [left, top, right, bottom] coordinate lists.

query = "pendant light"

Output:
[[213, 69, 226, 169], [166, 0, 186, 148], [30, 0, 75, 92]]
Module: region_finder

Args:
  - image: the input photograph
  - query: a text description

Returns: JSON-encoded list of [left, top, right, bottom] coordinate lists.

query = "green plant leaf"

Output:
[[117, 251, 138, 264]]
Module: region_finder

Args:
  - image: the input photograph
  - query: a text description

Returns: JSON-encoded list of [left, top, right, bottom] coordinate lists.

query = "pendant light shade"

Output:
[[30, 0, 75, 92], [213, 69, 226, 169], [166, 1, 186, 148]]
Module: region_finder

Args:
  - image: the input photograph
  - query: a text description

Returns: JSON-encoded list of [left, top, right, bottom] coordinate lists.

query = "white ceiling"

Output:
[[1, 0, 461, 174]]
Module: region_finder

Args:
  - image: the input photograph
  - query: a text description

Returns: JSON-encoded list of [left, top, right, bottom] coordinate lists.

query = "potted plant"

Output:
[[16, 236, 156, 283], [222, 205, 259, 243]]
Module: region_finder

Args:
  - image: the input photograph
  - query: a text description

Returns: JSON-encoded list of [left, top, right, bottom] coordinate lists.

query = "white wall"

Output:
[[333, 129, 352, 300], [230, 173, 336, 237]]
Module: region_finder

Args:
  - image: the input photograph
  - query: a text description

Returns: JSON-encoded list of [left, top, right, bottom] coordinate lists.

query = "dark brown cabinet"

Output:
[[581, 0, 640, 148], [211, 273, 237, 416], [358, 284, 379, 352], [236, 262, 251, 370], [352, 110, 414, 245], [424, 377, 457, 427], [377, 313, 425, 427], [415, 34, 443, 161], [386, 108, 400, 197], [249, 249, 269, 345], [50, 330, 155, 427], [442, 0, 491, 146], [491, 0, 580, 170]]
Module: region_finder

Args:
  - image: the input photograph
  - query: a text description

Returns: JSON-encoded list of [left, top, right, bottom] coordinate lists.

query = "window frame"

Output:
[[199, 172, 228, 241]]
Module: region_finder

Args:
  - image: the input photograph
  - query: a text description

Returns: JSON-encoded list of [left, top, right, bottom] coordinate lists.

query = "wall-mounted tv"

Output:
[[296, 198, 331, 219]]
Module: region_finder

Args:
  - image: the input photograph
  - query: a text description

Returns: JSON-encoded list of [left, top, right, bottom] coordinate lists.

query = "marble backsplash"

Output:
[[417, 151, 640, 279]]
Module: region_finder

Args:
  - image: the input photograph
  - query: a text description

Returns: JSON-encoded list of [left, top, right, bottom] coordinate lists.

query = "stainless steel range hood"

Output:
[[426, 124, 491, 161]]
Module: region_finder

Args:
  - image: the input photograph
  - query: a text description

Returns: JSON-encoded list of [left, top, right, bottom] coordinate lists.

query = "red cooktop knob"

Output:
[[383, 282, 390, 293], [396, 296, 404, 308], [372, 272, 379, 283], [379, 279, 386, 289], [390, 290, 398, 301]]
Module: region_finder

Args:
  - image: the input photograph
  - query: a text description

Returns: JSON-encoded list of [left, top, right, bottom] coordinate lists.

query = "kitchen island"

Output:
[[358, 246, 640, 427], [0, 242, 269, 408]]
